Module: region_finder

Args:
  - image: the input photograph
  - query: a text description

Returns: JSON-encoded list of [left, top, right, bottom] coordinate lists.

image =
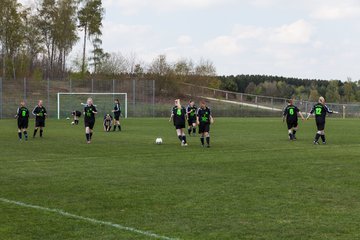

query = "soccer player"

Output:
[[196, 101, 214, 148], [15, 101, 30, 141], [187, 100, 197, 136], [72, 110, 82, 125], [103, 114, 113, 132], [169, 99, 188, 146], [84, 98, 98, 144], [32, 100, 47, 138], [307, 96, 333, 145], [112, 99, 121, 131], [282, 99, 305, 140]]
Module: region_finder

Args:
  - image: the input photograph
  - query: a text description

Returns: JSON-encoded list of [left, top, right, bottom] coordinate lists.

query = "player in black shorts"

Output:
[[84, 98, 98, 144], [169, 99, 188, 146], [15, 101, 30, 141], [197, 100, 214, 148], [307, 97, 333, 145], [72, 110, 82, 125], [282, 99, 305, 140], [103, 114, 113, 132], [187, 100, 197, 136], [112, 99, 121, 131], [32, 100, 47, 138]]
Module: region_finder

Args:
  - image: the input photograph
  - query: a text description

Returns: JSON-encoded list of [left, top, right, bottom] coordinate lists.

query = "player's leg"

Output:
[[85, 124, 91, 143], [181, 128, 187, 146], [292, 126, 298, 139], [314, 121, 323, 144], [23, 120, 29, 140], [287, 121, 293, 140], [320, 129, 326, 144], [199, 124, 205, 146], [176, 128, 183, 143], [39, 126, 44, 137], [192, 122, 197, 135], [18, 128, 22, 140], [33, 127, 38, 137], [205, 124, 211, 147]]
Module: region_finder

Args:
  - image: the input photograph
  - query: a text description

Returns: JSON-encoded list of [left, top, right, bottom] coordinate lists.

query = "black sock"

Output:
[[182, 136, 187, 143], [178, 135, 183, 142], [315, 133, 320, 142], [293, 130, 297, 136], [188, 128, 191, 135], [113, 125, 116, 131], [206, 137, 210, 145], [86, 133, 90, 141], [118, 125, 121, 131], [90, 133, 93, 139], [40, 130, 43, 137], [18, 132, 22, 140], [24, 131, 28, 140], [33, 129, 38, 137], [75, 120, 79, 125], [289, 133, 293, 140], [321, 135, 326, 143], [200, 137, 204, 145], [193, 128, 196, 134]]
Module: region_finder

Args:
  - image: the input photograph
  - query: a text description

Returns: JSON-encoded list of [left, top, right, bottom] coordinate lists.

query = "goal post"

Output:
[[57, 92, 128, 120]]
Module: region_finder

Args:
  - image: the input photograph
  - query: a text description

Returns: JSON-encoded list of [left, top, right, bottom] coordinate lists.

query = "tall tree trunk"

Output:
[[1, 47, 5, 80], [82, 25, 87, 74], [12, 55, 16, 80]]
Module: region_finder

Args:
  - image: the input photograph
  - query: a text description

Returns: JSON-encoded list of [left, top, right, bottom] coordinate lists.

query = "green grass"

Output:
[[1, 118, 360, 240]]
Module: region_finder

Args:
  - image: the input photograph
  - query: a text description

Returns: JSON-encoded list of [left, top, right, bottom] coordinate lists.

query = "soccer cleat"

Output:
[[322, 142, 326, 145], [293, 135, 297, 140], [206, 145, 210, 148], [87, 141, 91, 144], [314, 141, 319, 145]]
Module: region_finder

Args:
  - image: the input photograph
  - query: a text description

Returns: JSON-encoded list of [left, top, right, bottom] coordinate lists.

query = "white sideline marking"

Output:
[[0, 198, 179, 240]]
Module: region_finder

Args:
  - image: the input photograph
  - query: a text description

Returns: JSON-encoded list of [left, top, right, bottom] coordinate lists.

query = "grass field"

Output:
[[1, 117, 360, 240]]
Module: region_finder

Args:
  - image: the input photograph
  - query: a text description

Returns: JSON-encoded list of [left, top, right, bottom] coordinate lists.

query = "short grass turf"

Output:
[[1, 118, 360, 240]]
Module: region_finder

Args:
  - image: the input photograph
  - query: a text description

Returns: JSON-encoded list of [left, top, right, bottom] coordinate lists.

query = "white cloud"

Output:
[[177, 35, 193, 45], [204, 36, 243, 56], [307, 0, 360, 20], [270, 20, 313, 44]]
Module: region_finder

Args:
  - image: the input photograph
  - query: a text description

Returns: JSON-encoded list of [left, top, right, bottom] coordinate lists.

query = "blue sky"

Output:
[[21, 0, 360, 80]]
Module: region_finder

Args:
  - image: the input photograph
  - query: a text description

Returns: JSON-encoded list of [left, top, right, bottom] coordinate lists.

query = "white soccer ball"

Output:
[[71, 121, 75, 125], [155, 138, 163, 145], [66, 117, 70, 120]]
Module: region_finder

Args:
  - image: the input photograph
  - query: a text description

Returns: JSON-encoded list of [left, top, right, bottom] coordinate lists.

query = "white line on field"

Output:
[[0, 198, 179, 240]]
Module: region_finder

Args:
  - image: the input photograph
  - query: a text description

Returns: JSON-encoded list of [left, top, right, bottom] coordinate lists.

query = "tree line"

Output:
[[219, 75, 360, 103], [0, 0, 104, 80]]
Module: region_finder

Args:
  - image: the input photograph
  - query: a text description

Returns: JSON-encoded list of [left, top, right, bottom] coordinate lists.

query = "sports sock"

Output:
[[206, 137, 210, 145], [24, 131, 28, 140], [33, 129, 38, 137], [200, 137, 204, 145], [182, 135, 187, 143], [40, 130, 43, 137], [293, 130, 297, 136], [315, 133, 320, 142], [193, 128, 196, 134], [90, 132, 93, 139], [289, 133, 293, 140], [113, 125, 116, 131], [321, 135, 326, 143], [188, 128, 191, 135], [75, 120, 79, 125], [118, 125, 121, 131], [86, 133, 90, 141], [178, 135, 183, 142], [18, 132, 22, 140]]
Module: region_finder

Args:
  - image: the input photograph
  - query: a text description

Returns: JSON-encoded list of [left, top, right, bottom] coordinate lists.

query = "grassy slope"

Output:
[[1, 118, 360, 240]]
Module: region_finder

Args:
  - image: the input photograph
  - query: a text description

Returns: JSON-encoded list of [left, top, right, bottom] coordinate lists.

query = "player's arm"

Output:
[[15, 108, 20, 118], [306, 106, 315, 120], [169, 112, 174, 122], [93, 106, 98, 114], [325, 105, 334, 114], [298, 111, 305, 120], [32, 106, 38, 116]]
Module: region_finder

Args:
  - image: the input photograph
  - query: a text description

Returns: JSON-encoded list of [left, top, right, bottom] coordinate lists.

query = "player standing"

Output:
[[84, 98, 98, 144], [283, 99, 305, 140], [15, 101, 30, 141], [32, 100, 47, 138], [103, 114, 113, 132], [307, 96, 333, 145], [187, 100, 197, 136], [112, 99, 121, 131], [169, 99, 188, 146], [196, 101, 214, 148]]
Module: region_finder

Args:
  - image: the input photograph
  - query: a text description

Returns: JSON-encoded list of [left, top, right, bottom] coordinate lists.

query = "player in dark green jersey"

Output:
[[307, 97, 333, 144], [196, 100, 214, 148], [283, 99, 305, 140], [32, 100, 47, 138], [84, 98, 98, 144], [186, 100, 197, 136], [169, 99, 188, 146], [15, 101, 30, 141], [112, 99, 122, 131]]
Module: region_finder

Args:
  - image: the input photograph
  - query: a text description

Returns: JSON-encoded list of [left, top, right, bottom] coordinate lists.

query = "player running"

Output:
[[307, 96, 333, 145], [187, 100, 197, 136], [112, 99, 121, 131], [283, 99, 305, 140], [72, 110, 82, 125], [15, 101, 30, 141], [84, 98, 98, 144], [169, 99, 188, 146], [32, 100, 47, 138], [103, 114, 113, 132], [197, 101, 214, 148]]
